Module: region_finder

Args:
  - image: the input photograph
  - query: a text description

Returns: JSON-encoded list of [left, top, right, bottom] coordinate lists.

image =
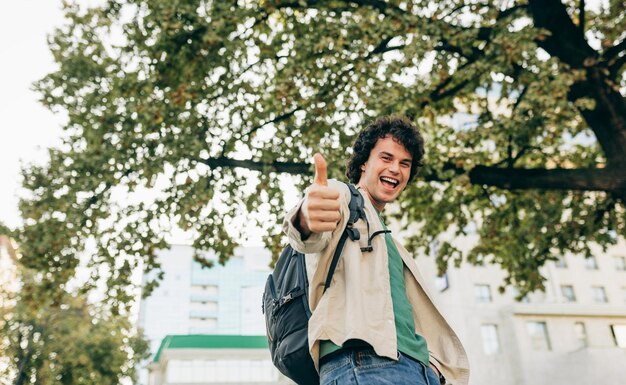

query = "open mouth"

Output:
[[380, 176, 399, 189]]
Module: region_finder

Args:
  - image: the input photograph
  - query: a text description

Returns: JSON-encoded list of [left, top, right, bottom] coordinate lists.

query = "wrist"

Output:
[[294, 206, 312, 240]]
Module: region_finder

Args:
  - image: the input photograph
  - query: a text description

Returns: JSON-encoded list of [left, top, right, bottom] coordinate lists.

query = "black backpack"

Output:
[[262, 183, 365, 385]]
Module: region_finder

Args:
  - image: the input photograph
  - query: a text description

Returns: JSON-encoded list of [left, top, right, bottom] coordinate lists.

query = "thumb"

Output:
[[313, 153, 328, 186]]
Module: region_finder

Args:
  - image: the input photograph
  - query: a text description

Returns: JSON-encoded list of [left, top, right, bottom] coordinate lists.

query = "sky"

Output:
[[0, 1, 67, 229]]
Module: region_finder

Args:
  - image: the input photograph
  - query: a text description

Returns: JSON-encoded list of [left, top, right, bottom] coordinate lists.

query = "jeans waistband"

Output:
[[319, 346, 375, 367], [318, 347, 420, 368]]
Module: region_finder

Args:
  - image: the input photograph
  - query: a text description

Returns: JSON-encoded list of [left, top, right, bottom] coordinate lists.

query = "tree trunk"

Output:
[[571, 67, 626, 168], [528, 0, 626, 167]]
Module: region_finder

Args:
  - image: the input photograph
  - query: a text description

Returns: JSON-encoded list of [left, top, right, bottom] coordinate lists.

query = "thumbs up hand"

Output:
[[296, 153, 341, 239], [313, 153, 329, 187]]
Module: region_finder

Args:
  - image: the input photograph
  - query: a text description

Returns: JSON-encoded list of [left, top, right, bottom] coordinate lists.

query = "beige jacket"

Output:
[[283, 180, 469, 385]]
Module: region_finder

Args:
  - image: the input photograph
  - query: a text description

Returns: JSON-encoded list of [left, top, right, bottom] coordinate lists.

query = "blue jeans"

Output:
[[319, 349, 441, 385]]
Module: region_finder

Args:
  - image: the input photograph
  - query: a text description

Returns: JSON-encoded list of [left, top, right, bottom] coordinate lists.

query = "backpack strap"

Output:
[[323, 183, 365, 291]]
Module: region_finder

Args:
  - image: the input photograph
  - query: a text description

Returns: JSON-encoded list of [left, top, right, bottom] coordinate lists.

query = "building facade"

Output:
[[138, 245, 286, 385], [138, 245, 270, 353], [413, 238, 626, 385], [0, 235, 20, 379], [147, 335, 292, 385], [0, 235, 20, 310], [139, 239, 626, 385]]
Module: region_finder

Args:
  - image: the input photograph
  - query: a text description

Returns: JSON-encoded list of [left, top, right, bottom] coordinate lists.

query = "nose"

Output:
[[388, 161, 400, 174]]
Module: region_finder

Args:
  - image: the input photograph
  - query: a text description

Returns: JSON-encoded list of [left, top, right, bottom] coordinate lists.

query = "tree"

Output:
[[0, 278, 149, 385], [20, 0, 625, 302]]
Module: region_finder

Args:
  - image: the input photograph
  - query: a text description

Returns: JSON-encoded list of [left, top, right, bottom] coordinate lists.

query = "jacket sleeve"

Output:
[[282, 199, 332, 254]]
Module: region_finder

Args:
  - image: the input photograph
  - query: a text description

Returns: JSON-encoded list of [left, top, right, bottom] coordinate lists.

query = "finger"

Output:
[[313, 153, 328, 186], [319, 187, 340, 200], [308, 187, 340, 200], [309, 210, 341, 223], [310, 222, 339, 233], [308, 199, 341, 211]]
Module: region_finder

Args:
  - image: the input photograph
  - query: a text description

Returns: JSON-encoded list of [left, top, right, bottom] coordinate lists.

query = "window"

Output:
[[560, 285, 576, 302], [190, 285, 219, 302], [474, 284, 492, 303], [555, 255, 568, 268], [592, 286, 608, 303], [190, 301, 218, 313], [480, 324, 500, 355], [204, 285, 219, 294], [527, 321, 551, 351], [615, 256, 626, 271], [574, 322, 587, 348], [585, 256, 599, 270], [189, 317, 218, 334], [611, 325, 626, 348]]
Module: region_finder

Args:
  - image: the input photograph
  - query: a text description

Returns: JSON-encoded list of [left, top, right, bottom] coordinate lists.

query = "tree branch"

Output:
[[608, 53, 626, 79], [569, 69, 626, 168], [579, 0, 585, 32], [420, 59, 476, 107], [528, 0, 626, 169], [14, 328, 35, 385], [426, 3, 527, 100], [528, 0, 596, 69], [367, 36, 406, 57], [512, 86, 528, 112], [273, 0, 405, 16], [603, 38, 626, 62], [435, 37, 484, 61], [197, 156, 311, 175], [241, 107, 300, 139], [196, 155, 626, 199], [469, 166, 626, 198], [348, 0, 405, 15]]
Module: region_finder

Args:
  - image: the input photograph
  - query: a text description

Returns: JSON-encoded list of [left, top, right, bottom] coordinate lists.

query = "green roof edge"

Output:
[[153, 335, 269, 362]]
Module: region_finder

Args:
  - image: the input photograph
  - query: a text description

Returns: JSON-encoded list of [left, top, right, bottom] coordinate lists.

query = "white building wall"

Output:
[[139, 245, 194, 354], [413, 236, 626, 385], [150, 348, 291, 385], [138, 245, 273, 385], [0, 236, 19, 303], [0, 236, 20, 380], [139, 235, 626, 385]]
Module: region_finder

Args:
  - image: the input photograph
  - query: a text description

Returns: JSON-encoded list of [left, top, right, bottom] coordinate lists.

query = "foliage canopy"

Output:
[[0, 275, 149, 385], [18, 0, 626, 304]]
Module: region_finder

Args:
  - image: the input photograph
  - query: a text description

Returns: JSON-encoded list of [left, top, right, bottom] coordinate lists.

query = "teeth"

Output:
[[381, 177, 398, 186]]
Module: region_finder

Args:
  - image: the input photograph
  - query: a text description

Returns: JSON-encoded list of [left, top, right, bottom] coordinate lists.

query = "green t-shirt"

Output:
[[319, 214, 429, 365]]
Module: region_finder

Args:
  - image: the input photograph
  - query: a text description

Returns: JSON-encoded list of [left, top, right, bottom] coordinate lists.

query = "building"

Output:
[[412, 237, 626, 385], [0, 235, 20, 309], [0, 235, 20, 379], [138, 245, 290, 385], [147, 335, 292, 385], [138, 245, 271, 353], [140, 238, 626, 385]]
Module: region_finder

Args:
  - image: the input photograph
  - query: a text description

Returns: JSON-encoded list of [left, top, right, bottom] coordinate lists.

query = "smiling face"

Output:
[[357, 135, 412, 212]]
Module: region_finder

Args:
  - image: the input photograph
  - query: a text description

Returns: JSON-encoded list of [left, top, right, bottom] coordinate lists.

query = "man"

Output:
[[283, 116, 469, 385]]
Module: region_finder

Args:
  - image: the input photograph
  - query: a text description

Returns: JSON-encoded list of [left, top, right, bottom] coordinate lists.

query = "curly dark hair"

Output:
[[346, 116, 425, 184]]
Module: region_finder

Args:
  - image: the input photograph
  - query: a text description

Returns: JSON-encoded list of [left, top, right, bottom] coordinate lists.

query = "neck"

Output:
[[357, 183, 385, 212]]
